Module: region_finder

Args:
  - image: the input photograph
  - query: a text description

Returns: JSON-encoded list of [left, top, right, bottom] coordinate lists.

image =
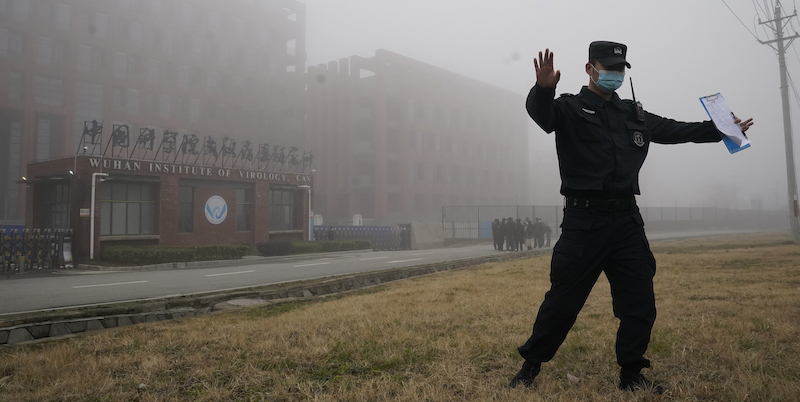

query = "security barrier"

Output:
[[0, 229, 73, 273]]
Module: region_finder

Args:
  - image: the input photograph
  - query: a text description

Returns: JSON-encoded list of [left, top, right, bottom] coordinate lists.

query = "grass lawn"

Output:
[[1, 232, 799, 401]]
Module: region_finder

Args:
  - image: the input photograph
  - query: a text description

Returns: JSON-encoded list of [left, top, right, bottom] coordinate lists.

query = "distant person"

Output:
[[531, 218, 545, 248], [492, 219, 502, 251], [543, 221, 552, 247], [327, 226, 335, 241], [504, 217, 516, 251], [400, 227, 411, 250], [515, 218, 525, 252], [524, 218, 534, 250], [509, 41, 753, 393]]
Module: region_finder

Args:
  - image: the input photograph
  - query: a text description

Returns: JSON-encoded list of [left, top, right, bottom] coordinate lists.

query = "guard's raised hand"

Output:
[[534, 49, 561, 88]]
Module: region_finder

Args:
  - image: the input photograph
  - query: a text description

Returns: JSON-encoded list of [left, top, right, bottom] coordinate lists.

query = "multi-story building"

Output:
[[0, 0, 308, 224], [305, 49, 531, 225]]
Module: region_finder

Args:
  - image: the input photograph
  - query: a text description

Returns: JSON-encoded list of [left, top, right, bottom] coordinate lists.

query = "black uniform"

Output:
[[517, 84, 722, 375], [531, 219, 544, 248], [491, 219, 502, 250], [515, 219, 525, 252]]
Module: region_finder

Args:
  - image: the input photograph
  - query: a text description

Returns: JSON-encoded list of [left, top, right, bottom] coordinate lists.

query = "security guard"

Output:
[[510, 41, 753, 392]]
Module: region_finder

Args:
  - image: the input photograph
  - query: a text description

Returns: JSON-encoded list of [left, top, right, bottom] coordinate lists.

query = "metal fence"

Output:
[[313, 225, 407, 251], [1, 229, 74, 272], [442, 204, 785, 239]]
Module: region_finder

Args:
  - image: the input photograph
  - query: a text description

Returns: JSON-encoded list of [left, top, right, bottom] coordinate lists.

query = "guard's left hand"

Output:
[[734, 116, 754, 133]]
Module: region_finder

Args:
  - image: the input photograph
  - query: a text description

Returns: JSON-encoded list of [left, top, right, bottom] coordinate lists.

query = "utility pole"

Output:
[[760, 3, 800, 242]]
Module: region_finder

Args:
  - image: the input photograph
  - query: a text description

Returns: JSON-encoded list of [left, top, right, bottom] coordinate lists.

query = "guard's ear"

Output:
[[585, 62, 594, 76]]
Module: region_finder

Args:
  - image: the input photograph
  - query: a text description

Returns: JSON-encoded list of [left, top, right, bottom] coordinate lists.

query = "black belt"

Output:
[[565, 196, 635, 212]]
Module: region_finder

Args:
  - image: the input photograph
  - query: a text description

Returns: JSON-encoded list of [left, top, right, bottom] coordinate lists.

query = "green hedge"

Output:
[[256, 240, 371, 257], [102, 244, 250, 265]]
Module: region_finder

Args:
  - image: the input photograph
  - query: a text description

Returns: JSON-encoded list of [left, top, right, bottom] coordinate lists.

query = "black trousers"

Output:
[[517, 206, 656, 372]]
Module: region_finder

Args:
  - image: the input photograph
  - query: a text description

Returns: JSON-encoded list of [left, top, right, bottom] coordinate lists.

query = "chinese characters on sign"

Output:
[[79, 121, 313, 173]]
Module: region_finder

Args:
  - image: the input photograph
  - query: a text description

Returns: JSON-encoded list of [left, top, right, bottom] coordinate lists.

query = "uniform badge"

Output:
[[614, 47, 623, 55], [632, 131, 645, 147]]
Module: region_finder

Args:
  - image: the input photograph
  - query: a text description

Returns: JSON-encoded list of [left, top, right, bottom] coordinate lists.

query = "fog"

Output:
[[302, 0, 798, 211]]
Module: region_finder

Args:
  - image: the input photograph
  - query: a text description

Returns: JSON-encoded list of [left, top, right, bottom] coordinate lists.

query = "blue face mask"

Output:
[[591, 65, 625, 93]]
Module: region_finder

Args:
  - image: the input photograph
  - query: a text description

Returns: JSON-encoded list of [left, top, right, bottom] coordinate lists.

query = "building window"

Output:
[[44, 183, 70, 229], [269, 188, 299, 231], [189, 99, 200, 122], [8, 71, 22, 101], [9, 30, 26, 58], [100, 182, 156, 236], [35, 115, 62, 161], [0, 28, 8, 58], [36, 36, 52, 65], [11, 0, 29, 22], [56, 3, 70, 31], [92, 13, 108, 38], [178, 186, 193, 233], [158, 94, 171, 118], [236, 188, 253, 231], [114, 52, 137, 79], [126, 89, 140, 115], [74, 81, 103, 148], [34, 37, 67, 66]]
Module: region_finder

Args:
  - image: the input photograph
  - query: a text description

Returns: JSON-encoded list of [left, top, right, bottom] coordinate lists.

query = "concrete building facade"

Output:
[[305, 49, 531, 225], [0, 0, 308, 224]]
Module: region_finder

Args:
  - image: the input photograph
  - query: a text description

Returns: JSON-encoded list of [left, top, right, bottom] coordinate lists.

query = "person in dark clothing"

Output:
[[543, 221, 552, 247], [499, 218, 507, 251], [504, 217, 516, 251], [509, 42, 753, 393], [531, 218, 545, 248], [524, 218, 533, 250], [492, 218, 502, 250], [400, 227, 411, 250], [327, 226, 335, 241], [515, 218, 525, 252]]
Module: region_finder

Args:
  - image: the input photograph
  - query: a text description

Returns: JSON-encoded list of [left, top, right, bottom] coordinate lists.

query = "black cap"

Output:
[[589, 41, 631, 68]]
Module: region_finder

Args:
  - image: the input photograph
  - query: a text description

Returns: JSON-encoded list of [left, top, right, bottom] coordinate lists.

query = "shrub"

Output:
[[256, 242, 293, 257], [290, 242, 321, 255], [102, 244, 251, 265]]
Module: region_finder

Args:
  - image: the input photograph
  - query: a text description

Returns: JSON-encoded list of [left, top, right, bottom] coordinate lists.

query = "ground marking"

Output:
[[293, 262, 331, 267], [204, 270, 255, 277], [72, 280, 148, 289], [359, 256, 388, 261], [385, 258, 423, 264]]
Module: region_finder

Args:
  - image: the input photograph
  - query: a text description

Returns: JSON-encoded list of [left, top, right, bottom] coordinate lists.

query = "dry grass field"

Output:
[[1, 232, 799, 401]]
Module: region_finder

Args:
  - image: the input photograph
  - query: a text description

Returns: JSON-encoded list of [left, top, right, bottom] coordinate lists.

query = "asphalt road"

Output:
[[0, 243, 527, 316], [0, 229, 759, 317]]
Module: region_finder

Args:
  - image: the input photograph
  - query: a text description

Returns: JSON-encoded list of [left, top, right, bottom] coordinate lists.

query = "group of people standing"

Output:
[[491, 217, 551, 252]]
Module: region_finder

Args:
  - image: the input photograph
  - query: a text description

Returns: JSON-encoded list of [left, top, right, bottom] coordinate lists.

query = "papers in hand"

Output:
[[699, 93, 751, 154]]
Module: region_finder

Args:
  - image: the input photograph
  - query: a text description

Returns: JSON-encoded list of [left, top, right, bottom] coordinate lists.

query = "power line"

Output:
[[787, 70, 800, 107], [722, 0, 762, 40]]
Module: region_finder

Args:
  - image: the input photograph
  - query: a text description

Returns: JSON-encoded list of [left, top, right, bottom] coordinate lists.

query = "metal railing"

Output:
[[1, 229, 74, 273], [442, 204, 786, 239]]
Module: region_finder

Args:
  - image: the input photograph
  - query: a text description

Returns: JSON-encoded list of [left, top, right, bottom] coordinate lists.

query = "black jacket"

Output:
[[526, 85, 722, 198]]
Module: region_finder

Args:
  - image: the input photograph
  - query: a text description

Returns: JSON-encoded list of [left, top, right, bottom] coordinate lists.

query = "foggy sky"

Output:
[[301, 0, 797, 210]]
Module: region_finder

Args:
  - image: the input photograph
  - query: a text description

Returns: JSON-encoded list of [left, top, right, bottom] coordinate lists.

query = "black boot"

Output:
[[619, 373, 666, 394], [509, 360, 540, 388]]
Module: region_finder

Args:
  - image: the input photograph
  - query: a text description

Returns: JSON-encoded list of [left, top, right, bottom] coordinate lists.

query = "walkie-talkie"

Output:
[[630, 78, 645, 122]]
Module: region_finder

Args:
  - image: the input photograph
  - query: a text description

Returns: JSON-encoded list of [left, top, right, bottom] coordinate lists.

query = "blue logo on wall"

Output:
[[204, 195, 228, 225]]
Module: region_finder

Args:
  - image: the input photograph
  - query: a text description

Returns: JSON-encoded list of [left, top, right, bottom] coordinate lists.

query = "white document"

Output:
[[699, 93, 750, 153]]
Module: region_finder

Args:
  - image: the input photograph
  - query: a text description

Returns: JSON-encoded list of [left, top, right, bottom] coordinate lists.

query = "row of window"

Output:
[[95, 183, 301, 236], [0, 0, 290, 47], [0, 5, 291, 73]]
